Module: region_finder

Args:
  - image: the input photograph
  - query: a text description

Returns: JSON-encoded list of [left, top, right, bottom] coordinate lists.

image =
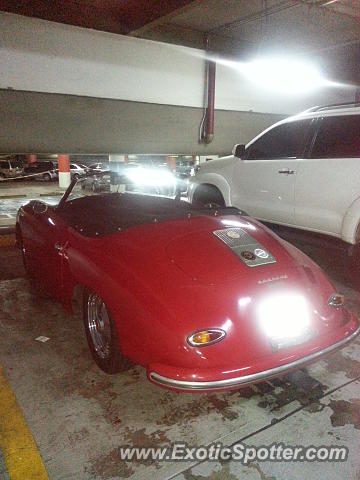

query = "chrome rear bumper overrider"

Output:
[[149, 325, 360, 390]]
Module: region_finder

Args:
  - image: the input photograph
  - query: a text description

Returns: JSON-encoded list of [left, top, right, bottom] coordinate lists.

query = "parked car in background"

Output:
[[81, 173, 110, 192], [88, 163, 106, 172], [70, 163, 87, 180], [176, 158, 195, 178], [16, 173, 360, 391], [189, 102, 360, 245], [24, 161, 58, 181], [0, 157, 24, 179], [82, 163, 177, 197], [175, 158, 196, 194]]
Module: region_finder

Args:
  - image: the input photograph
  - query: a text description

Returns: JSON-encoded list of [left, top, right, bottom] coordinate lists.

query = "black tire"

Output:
[[82, 288, 132, 373], [43, 173, 51, 182], [192, 185, 225, 208], [73, 173, 80, 181]]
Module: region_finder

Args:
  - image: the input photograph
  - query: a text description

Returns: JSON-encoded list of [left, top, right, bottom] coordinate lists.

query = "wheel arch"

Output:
[[191, 173, 231, 206], [341, 196, 360, 245]]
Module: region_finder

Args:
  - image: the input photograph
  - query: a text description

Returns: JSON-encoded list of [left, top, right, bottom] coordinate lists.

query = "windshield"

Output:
[[62, 166, 178, 204]]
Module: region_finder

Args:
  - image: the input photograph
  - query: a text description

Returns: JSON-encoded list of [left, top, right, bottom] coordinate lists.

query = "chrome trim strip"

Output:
[[150, 325, 360, 390]]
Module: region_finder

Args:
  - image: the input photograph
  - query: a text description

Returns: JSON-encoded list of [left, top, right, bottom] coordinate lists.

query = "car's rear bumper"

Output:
[[148, 321, 360, 393]]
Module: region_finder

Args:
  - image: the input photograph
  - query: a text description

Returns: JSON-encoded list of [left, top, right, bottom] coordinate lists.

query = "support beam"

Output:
[[0, 89, 285, 155]]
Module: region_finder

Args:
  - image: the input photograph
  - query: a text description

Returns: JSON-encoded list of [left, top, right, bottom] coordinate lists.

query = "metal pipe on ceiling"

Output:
[[199, 35, 216, 144]]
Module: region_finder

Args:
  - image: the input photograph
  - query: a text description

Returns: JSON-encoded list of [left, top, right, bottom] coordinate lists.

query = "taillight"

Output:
[[328, 293, 344, 307], [187, 328, 225, 347]]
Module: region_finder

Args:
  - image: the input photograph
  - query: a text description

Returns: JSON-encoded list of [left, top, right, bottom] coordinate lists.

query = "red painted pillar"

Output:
[[166, 156, 176, 171], [58, 154, 71, 189], [26, 154, 37, 164]]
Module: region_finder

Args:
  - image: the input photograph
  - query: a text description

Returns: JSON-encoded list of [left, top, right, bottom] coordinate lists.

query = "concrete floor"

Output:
[[0, 226, 359, 480]]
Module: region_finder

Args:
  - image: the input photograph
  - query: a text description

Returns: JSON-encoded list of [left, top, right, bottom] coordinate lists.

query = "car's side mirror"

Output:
[[32, 200, 48, 215], [232, 144, 246, 159]]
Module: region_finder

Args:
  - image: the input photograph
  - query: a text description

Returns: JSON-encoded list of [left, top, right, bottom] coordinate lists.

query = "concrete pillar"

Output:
[[58, 154, 71, 189], [166, 155, 176, 171], [109, 154, 125, 192], [26, 154, 37, 164]]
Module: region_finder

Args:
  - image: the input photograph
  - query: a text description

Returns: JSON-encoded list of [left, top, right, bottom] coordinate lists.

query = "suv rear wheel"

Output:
[[83, 289, 132, 373], [192, 184, 225, 208]]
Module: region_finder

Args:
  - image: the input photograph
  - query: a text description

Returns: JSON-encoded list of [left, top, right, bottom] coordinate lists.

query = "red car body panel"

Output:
[[17, 193, 360, 393]]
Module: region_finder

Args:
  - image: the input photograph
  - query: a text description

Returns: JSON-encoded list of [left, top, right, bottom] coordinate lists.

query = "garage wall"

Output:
[[0, 89, 284, 154], [0, 12, 354, 154]]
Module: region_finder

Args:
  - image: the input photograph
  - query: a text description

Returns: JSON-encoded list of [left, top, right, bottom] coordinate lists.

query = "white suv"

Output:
[[189, 102, 360, 245]]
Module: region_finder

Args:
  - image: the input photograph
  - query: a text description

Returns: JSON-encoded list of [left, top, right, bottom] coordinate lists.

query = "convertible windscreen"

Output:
[[57, 175, 245, 237]]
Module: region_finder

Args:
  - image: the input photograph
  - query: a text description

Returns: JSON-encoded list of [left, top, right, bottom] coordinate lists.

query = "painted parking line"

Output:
[[0, 366, 49, 480], [0, 450, 10, 480]]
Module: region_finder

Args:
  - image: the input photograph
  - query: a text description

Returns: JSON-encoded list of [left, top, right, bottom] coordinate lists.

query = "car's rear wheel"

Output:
[[83, 289, 131, 373], [192, 184, 225, 208]]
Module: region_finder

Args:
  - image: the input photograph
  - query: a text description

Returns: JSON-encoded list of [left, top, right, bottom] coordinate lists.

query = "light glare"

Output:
[[217, 56, 334, 95], [126, 167, 175, 188], [257, 292, 310, 340]]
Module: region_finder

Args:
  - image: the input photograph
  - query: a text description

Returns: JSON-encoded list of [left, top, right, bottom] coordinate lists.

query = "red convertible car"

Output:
[[16, 175, 359, 392]]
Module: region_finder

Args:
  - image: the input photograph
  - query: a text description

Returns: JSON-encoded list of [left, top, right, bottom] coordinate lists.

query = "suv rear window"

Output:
[[311, 115, 360, 158], [246, 120, 311, 160]]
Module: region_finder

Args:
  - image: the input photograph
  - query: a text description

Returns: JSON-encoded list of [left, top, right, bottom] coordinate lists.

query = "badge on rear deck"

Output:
[[226, 230, 241, 239], [213, 228, 276, 267], [241, 251, 256, 261], [254, 248, 269, 259]]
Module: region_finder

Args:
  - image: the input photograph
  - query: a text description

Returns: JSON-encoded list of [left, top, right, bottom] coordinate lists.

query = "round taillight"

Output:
[[328, 293, 344, 307], [187, 329, 226, 347]]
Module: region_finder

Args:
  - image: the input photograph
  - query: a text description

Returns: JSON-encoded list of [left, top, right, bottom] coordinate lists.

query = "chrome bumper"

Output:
[[150, 325, 360, 391]]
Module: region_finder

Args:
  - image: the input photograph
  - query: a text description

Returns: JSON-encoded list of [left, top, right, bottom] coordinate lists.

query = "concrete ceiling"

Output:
[[130, 1, 360, 69], [1, 1, 358, 51], [0, 0, 196, 35]]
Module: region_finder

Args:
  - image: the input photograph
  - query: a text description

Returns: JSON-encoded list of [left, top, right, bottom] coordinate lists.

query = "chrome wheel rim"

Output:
[[87, 293, 112, 359]]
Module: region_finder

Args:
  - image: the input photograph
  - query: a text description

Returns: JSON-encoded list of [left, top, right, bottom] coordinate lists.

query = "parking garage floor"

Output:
[[0, 227, 359, 480], [0, 181, 62, 227]]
